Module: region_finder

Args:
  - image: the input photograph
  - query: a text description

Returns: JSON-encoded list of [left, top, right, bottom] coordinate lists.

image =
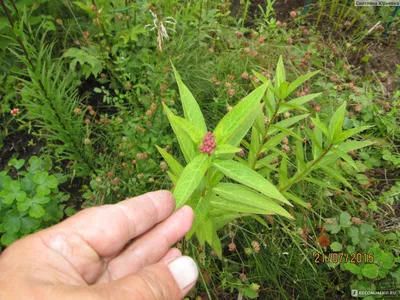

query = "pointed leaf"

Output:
[[332, 147, 359, 171], [171, 64, 207, 133], [212, 159, 291, 205], [336, 126, 373, 143], [163, 105, 197, 163], [213, 144, 242, 156], [163, 104, 203, 143], [285, 71, 320, 97], [328, 102, 347, 142], [186, 193, 211, 239], [275, 55, 286, 89], [310, 116, 330, 139], [173, 154, 211, 208], [269, 114, 310, 135], [319, 166, 352, 188], [212, 183, 293, 219], [338, 140, 374, 153], [156, 146, 184, 176], [214, 83, 267, 144]]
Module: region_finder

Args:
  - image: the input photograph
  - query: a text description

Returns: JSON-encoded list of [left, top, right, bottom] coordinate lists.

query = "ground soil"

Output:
[[231, 0, 308, 23], [0, 131, 43, 170]]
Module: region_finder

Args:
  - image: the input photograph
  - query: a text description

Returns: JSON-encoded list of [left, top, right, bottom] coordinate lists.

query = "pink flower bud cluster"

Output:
[[198, 132, 216, 155]]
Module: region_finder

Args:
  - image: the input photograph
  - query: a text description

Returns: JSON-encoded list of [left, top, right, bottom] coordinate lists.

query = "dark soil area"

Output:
[[274, 0, 308, 21], [230, 0, 308, 22], [0, 131, 43, 170]]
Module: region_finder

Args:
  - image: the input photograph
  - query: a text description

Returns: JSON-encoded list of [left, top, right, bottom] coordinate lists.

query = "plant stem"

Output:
[[250, 102, 280, 169], [279, 144, 333, 192]]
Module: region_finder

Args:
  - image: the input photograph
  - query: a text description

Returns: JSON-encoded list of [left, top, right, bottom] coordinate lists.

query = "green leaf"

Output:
[[45, 175, 58, 189], [17, 199, 32, 212], [310, 116, 330, 139], [63, 48, 103, 79], [212, 159, 290, 205], [347, 227, 360, 245], [29, 203, 45, 218], [324, 218, 341, 234], [338, 141, 374, 153], [210, 230, 222, 258], [33, 194, 50, 205], [1, 233, 18, 246], [344, 262, 361, 275], [36, 185, 51, 195], [332, 148, 358, 171], [339, 211, 352, 228], [20, 216, 41, 234], [255, 153, 279, 170], [362, 264, 379, 279], [163, 104, 203, 143], [330, 242, 343, 252], [186, 192, 211, 239], [283, 192, 308, 208], [295, 129, 306, 172], [0, 181, 27, 204], [227, 104, 264, 147], [65, 207, 77, 217], [210, 209, 240, 231], [156, 146, 184, 176], [33, 171, 48, 185], [8, 158, 25, 170], [202, 216, 213, 246], [336, 126, 374, 143], [261, 132, 287, 152], [213, 144, 242, 156], [4, 212, 21, 234], [163, 105, 197, 163], [21, 174, 36, 193], [27, 156, 42, 172], [173, 154, 211, 208], [285, 71, 320, 98], [212, 183, 293, 219], [319, 166, 352, 188], [275, 55, 286, 89], [328, 102, 347, 142], [171, 64, 207, 133], [269, 114, 310, 135], [214, 83, 267, 144]]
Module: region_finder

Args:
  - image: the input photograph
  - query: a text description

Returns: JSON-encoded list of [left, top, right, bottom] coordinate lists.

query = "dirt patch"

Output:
[[230, 0, 308, 24], [351, 41, 400, 96], [274, 0, 308, 21], [0, 131, 43, 170]]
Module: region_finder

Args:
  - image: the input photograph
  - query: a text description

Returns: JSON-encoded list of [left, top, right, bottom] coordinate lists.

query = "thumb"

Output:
[[93, 256, 199, 300]]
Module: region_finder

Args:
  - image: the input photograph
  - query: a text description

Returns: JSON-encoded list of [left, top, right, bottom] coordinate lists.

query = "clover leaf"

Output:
[[0, 181, 27, 205], [34, 171, 58, 195]]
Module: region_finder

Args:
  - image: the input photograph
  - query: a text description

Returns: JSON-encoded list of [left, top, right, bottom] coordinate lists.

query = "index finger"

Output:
[[45, 190, 176, 258]]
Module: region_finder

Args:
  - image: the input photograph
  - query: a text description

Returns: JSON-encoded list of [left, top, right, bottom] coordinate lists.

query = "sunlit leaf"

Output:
[[173, 154, 211, 208], [214, 83, 267, 144], [212, 183, 293, 219], [285, 71, 320, 98], [212, 159, 290, 205], [171, 63, 207, 133], [156, 146, 184, 177]]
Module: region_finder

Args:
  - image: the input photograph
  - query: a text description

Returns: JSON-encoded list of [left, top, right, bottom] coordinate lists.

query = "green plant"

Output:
[[324, 212, 400, 297], [159, 57, 374, 257], [0, 156, 73, 247]]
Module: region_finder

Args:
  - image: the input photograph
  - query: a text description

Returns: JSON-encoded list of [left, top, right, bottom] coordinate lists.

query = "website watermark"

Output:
[[351, 289, 398, 297], [355, 0, 400, 5]]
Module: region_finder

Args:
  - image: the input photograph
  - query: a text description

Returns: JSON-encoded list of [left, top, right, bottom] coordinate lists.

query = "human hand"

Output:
[[0, 190, 198, 299]]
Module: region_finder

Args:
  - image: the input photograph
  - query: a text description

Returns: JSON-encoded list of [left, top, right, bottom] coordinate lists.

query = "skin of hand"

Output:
[[0, 190, 198, 300]]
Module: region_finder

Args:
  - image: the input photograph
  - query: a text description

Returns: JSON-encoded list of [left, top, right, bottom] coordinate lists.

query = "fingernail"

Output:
[[168, 256, 198, 290]]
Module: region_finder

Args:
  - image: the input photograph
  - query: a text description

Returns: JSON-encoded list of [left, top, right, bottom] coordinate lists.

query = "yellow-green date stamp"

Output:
[[313, 252, 374, 264]]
